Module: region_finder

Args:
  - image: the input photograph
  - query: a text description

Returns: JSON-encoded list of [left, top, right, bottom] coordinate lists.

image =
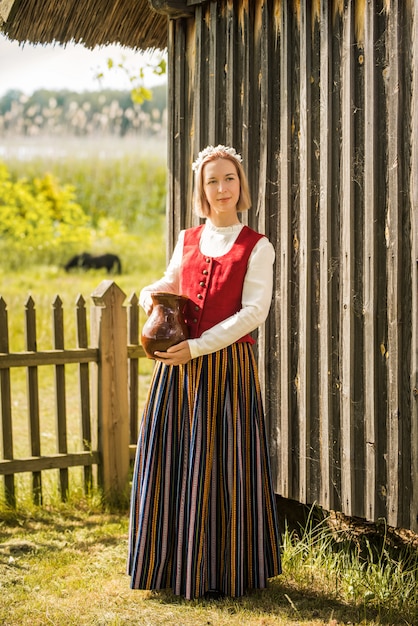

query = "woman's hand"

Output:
[[154, 340, 192, 365]]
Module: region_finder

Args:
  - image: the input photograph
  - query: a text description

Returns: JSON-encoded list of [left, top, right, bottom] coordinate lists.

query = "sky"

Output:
[[0, 33, 166, 97]]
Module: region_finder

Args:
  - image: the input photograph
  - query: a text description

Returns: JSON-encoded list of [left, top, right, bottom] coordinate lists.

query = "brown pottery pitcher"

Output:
[[141, 292, 189, 359]]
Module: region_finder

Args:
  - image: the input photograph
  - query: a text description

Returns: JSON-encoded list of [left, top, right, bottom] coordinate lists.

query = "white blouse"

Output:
[[140, 219, 275, 359]]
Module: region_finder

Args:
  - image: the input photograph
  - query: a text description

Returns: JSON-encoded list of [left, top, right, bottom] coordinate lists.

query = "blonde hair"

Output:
[[192, 145, 252, 218]]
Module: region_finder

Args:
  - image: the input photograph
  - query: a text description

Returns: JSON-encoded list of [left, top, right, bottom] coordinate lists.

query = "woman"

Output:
[[128, 145, 281, 600]]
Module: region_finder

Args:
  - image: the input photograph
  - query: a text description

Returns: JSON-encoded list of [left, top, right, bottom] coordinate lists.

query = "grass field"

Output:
[[0, 499, 417, 626]]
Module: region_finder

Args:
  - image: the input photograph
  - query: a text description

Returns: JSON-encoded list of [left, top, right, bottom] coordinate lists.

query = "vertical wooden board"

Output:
[[385, 0, 403, 527], [238, 0, 250, 170], [76, 294, 93, 490], [91, 282, 129, 498], [25, 296, 42, 503], [363, 0, 387, 519], [318, 0, 333, 511], [363, 0, 378, 523], [53, 296, 67, 454], [308, 2, 321, 504], [216, 2, 229, 143], [352, 0, 366, 519], [289, 1, 301, 499], [168, 20, 192, 247], [127, 293, 139, 445], [328, 5, 344, 512], [247, 1, 262, 225], [264, 0, 282, 489], [0, 297, 15, 505], [252, 0, 269, 402], [399, 0, 415, 530], [224, 0, 236, 146], [339, 2, 355, 516], [278, 0, 292, 498], [297, 0, 312, 504], [254, 0, 269, 227], [208, 2, 219, 142], [232, 0, 248, 155], [53, 295, 68, 500], [192, 7, 204, 158], [167, 19, 178, 251], [410, 0, 418, 534], [185, 18, 197, 228]]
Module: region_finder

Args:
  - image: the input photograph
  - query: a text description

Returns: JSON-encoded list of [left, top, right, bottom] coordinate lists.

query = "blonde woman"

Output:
[[128, 145, 281, 600]]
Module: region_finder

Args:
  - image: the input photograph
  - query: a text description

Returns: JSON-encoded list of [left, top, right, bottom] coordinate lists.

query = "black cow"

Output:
[[64, 252, 122, 274]]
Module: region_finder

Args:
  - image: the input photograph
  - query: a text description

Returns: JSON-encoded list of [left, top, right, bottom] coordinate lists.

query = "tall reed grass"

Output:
[[281, 509, 418, 624]]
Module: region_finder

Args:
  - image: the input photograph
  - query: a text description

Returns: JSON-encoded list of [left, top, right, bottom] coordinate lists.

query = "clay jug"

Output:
[[141, 292, 189, 359]]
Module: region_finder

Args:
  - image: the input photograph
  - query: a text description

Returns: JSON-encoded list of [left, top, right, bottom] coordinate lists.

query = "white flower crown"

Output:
[[192, 145, 243, 172]]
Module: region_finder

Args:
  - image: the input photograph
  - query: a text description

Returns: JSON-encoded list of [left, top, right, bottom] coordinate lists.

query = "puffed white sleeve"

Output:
[[139, 230, 185, 314], [187, 237, 275, 359]]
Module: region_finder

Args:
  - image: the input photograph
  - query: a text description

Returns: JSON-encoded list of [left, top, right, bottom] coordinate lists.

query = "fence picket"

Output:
[[0, 297, 15, 506], [128, 293, 139, 445], [91, 281, 130, 501], [53, 295, 68, 500], [25, 295, 42, 505], [76, 294, 93, 492]]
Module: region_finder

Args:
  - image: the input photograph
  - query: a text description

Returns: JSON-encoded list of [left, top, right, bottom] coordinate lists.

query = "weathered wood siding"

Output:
[[166, 0, 418, 531]]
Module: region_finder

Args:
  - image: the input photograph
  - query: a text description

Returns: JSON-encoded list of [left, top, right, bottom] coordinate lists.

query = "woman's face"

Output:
[[202, 158, 241, 223]]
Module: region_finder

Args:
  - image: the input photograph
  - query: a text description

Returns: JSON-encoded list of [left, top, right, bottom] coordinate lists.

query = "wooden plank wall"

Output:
[[167, 0, 418, 531]]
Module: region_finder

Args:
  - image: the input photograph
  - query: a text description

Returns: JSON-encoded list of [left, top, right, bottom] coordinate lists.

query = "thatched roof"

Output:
[[0, 0, 189, 50]]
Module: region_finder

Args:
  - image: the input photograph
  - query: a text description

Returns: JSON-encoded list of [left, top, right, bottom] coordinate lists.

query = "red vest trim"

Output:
[[179, 225, 264, 343]]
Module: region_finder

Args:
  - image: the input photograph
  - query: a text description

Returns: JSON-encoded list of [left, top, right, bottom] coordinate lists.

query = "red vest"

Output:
[[179, 224, 264, 342]]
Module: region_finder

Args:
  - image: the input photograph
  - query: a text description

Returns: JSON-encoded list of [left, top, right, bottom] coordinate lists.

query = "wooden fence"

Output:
[[0, 280, 144, 507]]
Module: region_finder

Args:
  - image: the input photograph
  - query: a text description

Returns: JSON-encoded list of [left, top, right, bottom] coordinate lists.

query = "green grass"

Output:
[[0, 498, 416, 626]]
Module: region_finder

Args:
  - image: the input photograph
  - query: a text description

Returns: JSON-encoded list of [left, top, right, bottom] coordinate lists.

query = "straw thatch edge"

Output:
[[1, 0, 169, 50]]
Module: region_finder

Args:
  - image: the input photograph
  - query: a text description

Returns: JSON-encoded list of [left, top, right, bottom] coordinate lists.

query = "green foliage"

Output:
[[98, 55, 167, 105], [6, 148, 167, 231], [0, 147, 167, 272], [0, 162, 92, 269]]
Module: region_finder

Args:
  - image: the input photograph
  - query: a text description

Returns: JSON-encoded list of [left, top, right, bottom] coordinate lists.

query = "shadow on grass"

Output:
[[1, 502, 416, 625], [147, 579, 383, 625], [0, 504, 126, 556]]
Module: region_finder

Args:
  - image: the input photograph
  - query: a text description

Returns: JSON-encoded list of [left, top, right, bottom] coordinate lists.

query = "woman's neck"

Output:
[[207, 214, 241, 228]]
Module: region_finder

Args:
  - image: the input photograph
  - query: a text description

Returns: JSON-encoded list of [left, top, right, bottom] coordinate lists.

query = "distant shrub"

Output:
[[0, 151, 167, 274], [6, 148, 167, 233], [0, 162, 92, 269]]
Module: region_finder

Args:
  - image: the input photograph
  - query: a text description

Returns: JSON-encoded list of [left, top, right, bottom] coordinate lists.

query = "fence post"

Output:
[[91, 280, 130, 504]]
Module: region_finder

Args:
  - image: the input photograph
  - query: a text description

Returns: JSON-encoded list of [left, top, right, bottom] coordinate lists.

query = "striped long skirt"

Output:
[[127, 342, 281, 599]]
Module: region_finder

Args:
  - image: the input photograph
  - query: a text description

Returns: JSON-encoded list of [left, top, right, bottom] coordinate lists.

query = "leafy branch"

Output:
[[96, 55, 167, 104]]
